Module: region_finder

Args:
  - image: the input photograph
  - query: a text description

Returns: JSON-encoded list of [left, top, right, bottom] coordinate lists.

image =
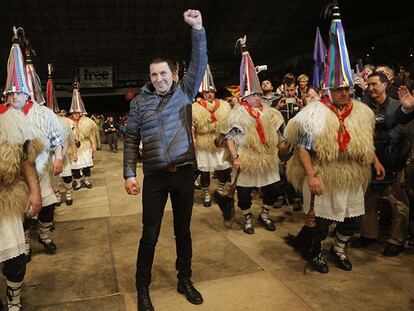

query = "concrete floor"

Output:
[[2, 146, 413, 310]]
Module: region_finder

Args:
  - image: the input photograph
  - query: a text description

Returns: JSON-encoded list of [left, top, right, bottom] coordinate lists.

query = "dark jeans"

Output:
[[237, 181, 279, 210], [200, 168, 230, 188], [363, 172, 409, 245], [2, 254, 26, 282], [107, 132, 118, 151], [316, 216, 362, 241], [136, 165, 194, 288]]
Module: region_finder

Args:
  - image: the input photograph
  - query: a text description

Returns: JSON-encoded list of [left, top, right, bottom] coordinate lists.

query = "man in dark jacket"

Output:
[[356, 72, 410, 257], [102, 116, 119, 152], [123, 9, 207, 311]]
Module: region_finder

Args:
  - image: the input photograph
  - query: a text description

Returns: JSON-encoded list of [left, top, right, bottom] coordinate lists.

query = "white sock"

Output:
[[217, 181, 226, 196], [7, 280, 23, 310], [334, 232, 351, 260], [24, 229, 31, 255], [241, 209, 252, 227], [261, 204, 272, 221], [202, 188, 211, 200], [38, 220, 53, 242]]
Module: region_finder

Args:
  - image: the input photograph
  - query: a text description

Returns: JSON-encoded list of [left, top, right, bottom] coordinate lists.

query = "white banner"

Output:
[[78, 66, 113, 88]]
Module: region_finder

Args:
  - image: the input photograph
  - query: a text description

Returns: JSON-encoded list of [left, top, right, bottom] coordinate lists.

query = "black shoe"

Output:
[[383, 243, 404, 257], [351, 236, 377, 248], [55, 201, 61, 207], [177, 278, 203, 305], [73, 182, 82, 191], [330, 247, 352, 271], [38, 237, 57, 253], [243, 225, 255, 235], [258, 215, 276, 231], [66, 198, 73, 206], [310, 253, 329, 274], [82, 180, 93, 189], [137, 287, 154, 311]]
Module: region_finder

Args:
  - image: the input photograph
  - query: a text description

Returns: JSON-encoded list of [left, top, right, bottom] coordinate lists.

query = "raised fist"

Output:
[[183, 9, 202, 30]]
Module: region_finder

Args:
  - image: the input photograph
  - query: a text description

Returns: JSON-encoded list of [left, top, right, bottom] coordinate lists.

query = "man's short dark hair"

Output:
[[149, 57, 176, 72], [368, 72, 389, 84], [284, 80, 296, 88], [261, 79, 273, 86]]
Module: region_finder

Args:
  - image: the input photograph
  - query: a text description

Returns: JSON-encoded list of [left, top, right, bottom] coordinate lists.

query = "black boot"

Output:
[[242, 213, 254, 234], [38, 236, 57, 253], [331, 232, 352, 271], [177, 278, 203, 305], [82, 179, 93, 189], [38, 220, 57, 253], [258, 214, 276, 231], [310, 252, 329, 274], [330, 247, 352, 271], [137, 287, 154, 311]]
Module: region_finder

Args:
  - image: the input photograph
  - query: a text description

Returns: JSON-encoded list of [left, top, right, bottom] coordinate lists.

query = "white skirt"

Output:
[[0, 214, 25, 262], [302, 177, 365, 221], [233, 168, 280, 188], [196, 149, 231, 172], [40, 169, 58, 206], [60, 154, 73, 178], [71, 149, 93, 170]]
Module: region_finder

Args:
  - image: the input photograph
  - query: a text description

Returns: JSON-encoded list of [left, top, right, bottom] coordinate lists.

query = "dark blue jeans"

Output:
[[136, 165, 194, 288]]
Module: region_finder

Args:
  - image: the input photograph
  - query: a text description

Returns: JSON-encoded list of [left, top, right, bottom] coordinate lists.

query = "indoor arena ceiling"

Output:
[[0, 0, 413, 90]]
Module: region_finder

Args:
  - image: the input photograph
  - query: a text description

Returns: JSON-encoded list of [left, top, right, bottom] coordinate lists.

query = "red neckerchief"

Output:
[[198, 99, 220, 123], [22, 101, 34, 116], [0, 104, 9, 114], [69, 114, 80, 124], [321, 96, 353, 152], [239, 100, 266, 144]]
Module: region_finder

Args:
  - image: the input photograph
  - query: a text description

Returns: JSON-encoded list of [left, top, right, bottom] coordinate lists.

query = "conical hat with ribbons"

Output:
[[4, 26, 30, 95], [46, 64, 60, 113], [69, 81, 87, 114], [199, 64, 217, 93], [237, 35, 262, 97], [323, 4, 353, 89]]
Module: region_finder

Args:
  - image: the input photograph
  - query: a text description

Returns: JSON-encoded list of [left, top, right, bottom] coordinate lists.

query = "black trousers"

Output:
[[107, 132, 118, 151], [200, 168, 230, 189], [316, 216, 362, 240], [136, 165, 194, 288], [2, 254, 26, 282], [237, 181, 279, 210], [38, 204, 55, 223], [72, 167, 91, 179]]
